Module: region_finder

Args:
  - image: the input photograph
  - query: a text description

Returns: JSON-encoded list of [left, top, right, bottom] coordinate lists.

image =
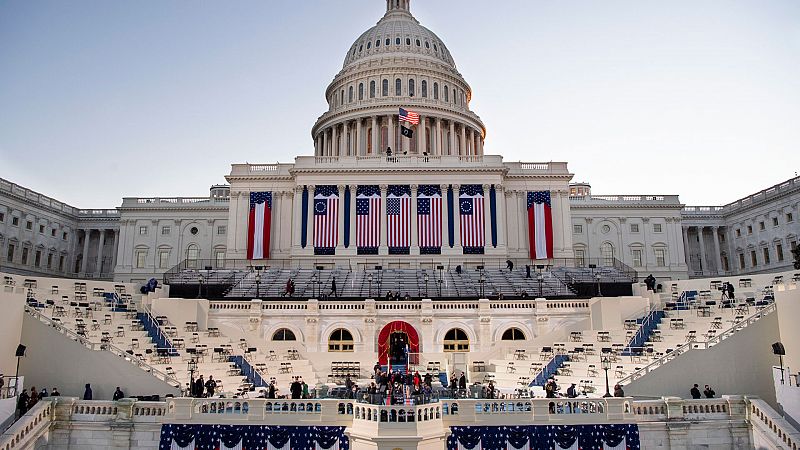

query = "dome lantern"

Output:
[[386, 0, 411, 14]]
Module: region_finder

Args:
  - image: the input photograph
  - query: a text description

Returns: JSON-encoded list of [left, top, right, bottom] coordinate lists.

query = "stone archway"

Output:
[[377, 321, 420, 366]]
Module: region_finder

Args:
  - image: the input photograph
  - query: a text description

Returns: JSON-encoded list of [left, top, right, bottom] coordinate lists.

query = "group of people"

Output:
[[189, 375, 217, 398], [361, 364, 438, 404], [263, 376, 309, 399], [16, 386, 61, 417], [690, 384, 716, 399], [548, 380, 625, 399]]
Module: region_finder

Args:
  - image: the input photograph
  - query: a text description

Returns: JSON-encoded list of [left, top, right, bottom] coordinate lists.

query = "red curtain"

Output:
[[377, 321, 420, 365]]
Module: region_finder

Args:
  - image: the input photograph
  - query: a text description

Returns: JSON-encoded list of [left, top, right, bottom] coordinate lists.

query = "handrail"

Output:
[[619, 303, 776, 385], [0, 400, 53, 450], [24, 306, 180, 388]]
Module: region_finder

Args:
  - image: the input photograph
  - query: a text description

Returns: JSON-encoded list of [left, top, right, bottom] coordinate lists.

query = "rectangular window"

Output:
[[655, 249, 666, 267], [777, 244, 784, 262], [574, 249, 585, 267], [34, 250, 41, 267], [161, 226, 171, 235], [630, 224, 639, 233], [751, 250, 758, 267], [735, 229, 741, 238], [0, 212, 4, 222], [215, 251, 226, 267], [38, 224, 45, 233], [747, 225, 753, 234], [139, 226, 148, 235], [759, 221, 765, 231], [787, 213, 794, 223], [47, 253, 53, 269], [7, 244, 14, 262], [26, 221, 32, 230], [773, 217, 779, 227], [217, 226, 227, 235], [50, 228, 56, 237], [653, 223, 663, 233], [158, 250, 170, 269], [738, 253, 745, 269], [21, 247, 29, 264], [62, 232, 68, 240], [632, 249, 642, 268], [135, 250, 147, 268], [572, 225, 582, 234], [58, 255, 65, 271], [12, 217, 19, 226], [763, 248, 771, 265]]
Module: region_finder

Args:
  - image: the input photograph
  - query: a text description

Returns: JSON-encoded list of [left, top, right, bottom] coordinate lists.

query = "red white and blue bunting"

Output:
[[447, 424, 640, 450], [159, 425, 347, 450]]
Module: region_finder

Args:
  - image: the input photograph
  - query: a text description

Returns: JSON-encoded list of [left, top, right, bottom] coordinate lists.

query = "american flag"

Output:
[[159, 424, 349, 450], [247, 192, 272, 260], [314, 185, 339, 251], [387, 185, 411, 249], [399, 107, 420, 125], [459, 185, 485, 250], [527, 191, 553, 260], [356, 185, 380, 249], [417, 185, 442, 250]]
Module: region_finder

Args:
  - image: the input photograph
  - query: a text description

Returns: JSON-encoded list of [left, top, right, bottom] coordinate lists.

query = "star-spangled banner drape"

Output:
[[527, 191, 554, 260], [447, 424, 640, 450], [314, 185, 339, 255], [387, 185, 411, 253], [459, 184, 485, 254], [417, 184, 442, 254], [159, 424, 349, 450], [247, 192, 272, 260], [356, 185, 380, 253]]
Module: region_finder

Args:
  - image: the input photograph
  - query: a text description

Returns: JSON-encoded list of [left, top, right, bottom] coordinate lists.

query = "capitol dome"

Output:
[[311, 0, 486, 159]]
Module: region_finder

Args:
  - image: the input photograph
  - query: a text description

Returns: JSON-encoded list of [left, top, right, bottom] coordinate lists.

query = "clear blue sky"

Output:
[[1, 0, 798, 208]]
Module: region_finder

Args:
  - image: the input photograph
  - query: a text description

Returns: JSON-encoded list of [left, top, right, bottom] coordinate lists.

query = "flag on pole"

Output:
[[314, 185, 339, 254], [417, 185, 442, 252], [387, 185, 411, 251], [356, 185, 380, 251], [247, 192, 272, 260], [400, 125, 414, 138], [459, 185, 485, 253], [527, 191, 553, 259], [399, 107, 420, 125]]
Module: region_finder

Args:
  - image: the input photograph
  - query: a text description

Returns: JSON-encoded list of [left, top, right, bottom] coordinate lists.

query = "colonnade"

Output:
[[314, 115, 484, 157], [74, 228, 119, 277], [682, 226, 726, 276]]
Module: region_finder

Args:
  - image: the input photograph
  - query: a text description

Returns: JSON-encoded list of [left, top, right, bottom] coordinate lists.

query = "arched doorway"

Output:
[[377, 321, 420, 367]]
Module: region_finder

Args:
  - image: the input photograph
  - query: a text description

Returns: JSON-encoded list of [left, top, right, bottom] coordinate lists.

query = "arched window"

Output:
[[367, 41, 371, 49], [444, 85, 449, 102], [453, 89, 457, 105], [444, 328, 469, 352], [186, 244, 200, 269], [329, 329, 354, 352], [341, 90, 345, 105], [386, 38, 391, 46], [406, 38, 411, 46], [272, 329, 296, 341], [502, 328, 526, 341], [370, 80, 376, 98], [382, 79, 389, 97], [601, 242, 615, 266], [421, 80, 427, 98], [395, 78, 402, 96], [433, 82, 439, 100], [376, 39, 381, 47], [395, 37, 401, 46], [358, 83, 364, 101], [408, 79, 415, 97], [348, 86, 354, 103]]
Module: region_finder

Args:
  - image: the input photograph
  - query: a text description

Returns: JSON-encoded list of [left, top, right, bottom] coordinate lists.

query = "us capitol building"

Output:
[[0, 0, 798, 285]]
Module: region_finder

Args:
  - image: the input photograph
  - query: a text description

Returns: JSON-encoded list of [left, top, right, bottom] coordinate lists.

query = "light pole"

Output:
[[255, 272, 262, 299], [424, 274, 429, 298], [368, 273, 373, 298], [197, 275, 204, 299], [596, 274, 602, 297], [478, 272, 485, 298], [601, 356, 612, 398], [188, 358, 198, 397], [537, 272, 544, 298]]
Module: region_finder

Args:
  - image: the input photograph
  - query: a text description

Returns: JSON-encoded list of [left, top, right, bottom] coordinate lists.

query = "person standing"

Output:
[[302, 378, 309, 399], [506, 260, 514, 272], [113, 387, 125, 401], [690, 384, 701, 399], [195, 376, 205, 398], [704, 385, 716, 398], [39, 388, 48, 398], [331, 277, 337, 298], [290, 377, 302, 399], [458, 372, 467, 397], [82, 384, 93, 400], [268, 381, 276, 399], [51, 387, 60, 397], [17, 388, 29, 417], [525, 265, 531, 278], [205, 376, 217, 398], [613, 384, 625, 397]]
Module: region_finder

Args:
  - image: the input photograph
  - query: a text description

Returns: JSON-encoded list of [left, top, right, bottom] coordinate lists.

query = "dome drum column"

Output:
[[371, 116, 379, 155], [332, 124, 339, 157]]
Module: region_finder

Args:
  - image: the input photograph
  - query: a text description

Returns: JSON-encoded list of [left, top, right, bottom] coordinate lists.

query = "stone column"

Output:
[[291, 187, 304, 250], [95, 229, 106, 276], [478, 133, 484, 155], [371, 116, 378, 155], [469, 129, 475, 156], [110, 229, 120, 272], [410, 184, 419, 255], [460, 124, 467, 156], [448, 120, 455, 155], [417, 116, 425, 154], [434, 118, 441, 155], [682, 226, 690, 266], [306, 185, 315, 252], [348, 185, 358, 254], [332, 124, 339, 157], [273, 192, 283, 255], [387, 115, 395, 154], [321, 129, 327, 156], [356, 118, 363, 156], [483, 184, 492, 249], [336, 185, 345, 253], [80, 229, 91, 275], [495, 186, 507, 250], [697, 227, 708, 275], [518, 192, 528, 256], [505, 190, 517, 251], [379, 184, 388, 254], [453, 184, 463, 254], [712, 226, 723, 275]]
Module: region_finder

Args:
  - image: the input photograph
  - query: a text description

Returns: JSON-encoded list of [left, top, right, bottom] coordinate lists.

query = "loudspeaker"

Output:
[[15, 344, 26, 357], [773, 342, 786, 356], [204, 266, 213, 271], [374, 266, 383, 271], [254, 266, 264, 271]]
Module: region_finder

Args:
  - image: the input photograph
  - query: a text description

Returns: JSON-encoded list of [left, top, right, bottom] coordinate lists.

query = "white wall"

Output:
[[0, 286, 26, 375], [151, 298, 210, 331]]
